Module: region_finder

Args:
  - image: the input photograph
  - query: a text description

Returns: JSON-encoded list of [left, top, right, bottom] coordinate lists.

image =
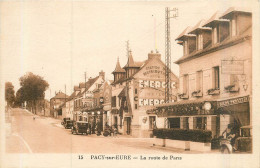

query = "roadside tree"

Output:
[[19, 72, 49, 113], [5, 82, 15, 107]]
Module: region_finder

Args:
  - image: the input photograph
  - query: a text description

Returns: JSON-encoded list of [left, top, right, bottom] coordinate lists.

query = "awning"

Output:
[[155, 99, 217, 117], [216, 96, 250, 126]]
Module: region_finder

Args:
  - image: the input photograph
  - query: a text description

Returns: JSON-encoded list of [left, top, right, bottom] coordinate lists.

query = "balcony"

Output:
[[178, 93, 189, 99], [207, 88, 220, 95], [224, 84, 239, 93], [192, 90, 203, 97]]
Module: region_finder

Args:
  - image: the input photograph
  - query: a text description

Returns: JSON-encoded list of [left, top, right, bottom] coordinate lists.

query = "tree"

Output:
[[5, 82, 15, 107], [14, 87, 25, 107], [19, 72, 49, 113]]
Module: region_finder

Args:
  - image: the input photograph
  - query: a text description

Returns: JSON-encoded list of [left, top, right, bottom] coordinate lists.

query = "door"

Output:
[[126, 117, 131, 135]]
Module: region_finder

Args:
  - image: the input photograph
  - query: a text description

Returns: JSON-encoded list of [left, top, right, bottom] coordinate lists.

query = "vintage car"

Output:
[[64, 120, 73, 129], [61, 118, 71, 125], [71, 121, 89, 135], [220, 125, 252, 154]]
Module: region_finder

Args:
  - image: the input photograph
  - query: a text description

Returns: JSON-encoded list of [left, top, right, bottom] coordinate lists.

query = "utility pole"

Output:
[[84, 72, 87, 98], [65, 85, 66, 107], [165, 7, 178, 103]]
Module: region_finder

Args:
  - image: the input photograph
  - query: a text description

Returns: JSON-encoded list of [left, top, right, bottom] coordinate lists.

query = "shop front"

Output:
[[153, 95, 251, 138]]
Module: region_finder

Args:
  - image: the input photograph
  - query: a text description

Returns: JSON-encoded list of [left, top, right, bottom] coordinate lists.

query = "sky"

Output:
[[0, 0, 254, 100]]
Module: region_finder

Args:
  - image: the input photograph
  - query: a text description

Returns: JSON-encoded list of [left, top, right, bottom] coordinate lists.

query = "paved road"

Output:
[[5, 108, 204, 154]]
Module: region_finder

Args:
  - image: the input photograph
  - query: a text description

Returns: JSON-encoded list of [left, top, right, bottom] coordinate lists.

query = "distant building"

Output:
[[50, 91, 68, 119]]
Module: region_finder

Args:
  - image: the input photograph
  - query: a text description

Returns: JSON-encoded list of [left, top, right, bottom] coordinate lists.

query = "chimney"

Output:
[[99, 70, 105, 80], [148, 50, 161, 60]]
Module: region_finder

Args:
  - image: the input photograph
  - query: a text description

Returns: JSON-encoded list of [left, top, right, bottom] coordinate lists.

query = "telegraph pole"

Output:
[[165, 7, 178, 103], [84, 72, 87, 98]]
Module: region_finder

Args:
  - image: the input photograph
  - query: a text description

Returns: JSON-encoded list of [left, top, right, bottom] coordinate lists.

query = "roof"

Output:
[[51, 92, 68, 99], [74, 86, 80, 91], [112, 58, 125, 73], [123, 51, 141, 68], [188, 19, 211, 34], [78, 76, 99, 96], [203, 11, 229, 27], [175, 26, 252, 64], [175, 26, 195, 41], [220, 7, 252, 19], [67, 91, 76, 101]]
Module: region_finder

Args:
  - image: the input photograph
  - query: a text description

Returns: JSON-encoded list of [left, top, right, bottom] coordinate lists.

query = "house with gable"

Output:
[[111, 50, 179, 138]]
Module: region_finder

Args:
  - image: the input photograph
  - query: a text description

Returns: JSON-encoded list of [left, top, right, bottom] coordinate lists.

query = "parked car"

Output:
[[71, 121, 89, 135], [64, 120, 73, 129], [220, 125, 252, 154], [61, 117, 71, 125]]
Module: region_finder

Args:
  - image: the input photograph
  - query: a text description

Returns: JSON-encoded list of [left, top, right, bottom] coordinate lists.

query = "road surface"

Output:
[[5, 108, 203, 154]]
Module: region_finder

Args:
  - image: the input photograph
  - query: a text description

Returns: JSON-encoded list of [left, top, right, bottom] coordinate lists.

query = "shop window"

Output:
[[196, 117, 207, 130], [79, 116, 83, 121], [183, 117, 189, 130], [149, 116, 156, 129], [168, 118, 180, 128], [213, 66, 220, 89]]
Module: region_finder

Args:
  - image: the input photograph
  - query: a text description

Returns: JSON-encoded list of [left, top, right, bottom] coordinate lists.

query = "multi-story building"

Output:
[[72, 71, 105, 122], [50, 91, 68, 118], [111, 50, 179, 138], [155, 7, 252, 138], [85, 80, 112, 131]]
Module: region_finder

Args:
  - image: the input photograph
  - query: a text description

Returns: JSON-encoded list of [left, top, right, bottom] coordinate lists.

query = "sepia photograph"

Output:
[[0, 0, 259, 167]]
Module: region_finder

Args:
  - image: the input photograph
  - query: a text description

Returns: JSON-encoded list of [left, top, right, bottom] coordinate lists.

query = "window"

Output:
[[135, 104, 138, 109], [196, 71, 203, 91], [135, 88, 138, 94], [219, 22, 230, 42], [168, 118, 180, 128], [196, 117, 207, 130], [188, 37, 196, 54], [213, 67, 220, 89], [183, 74, 189, 95], [112, 96, 116, 107]]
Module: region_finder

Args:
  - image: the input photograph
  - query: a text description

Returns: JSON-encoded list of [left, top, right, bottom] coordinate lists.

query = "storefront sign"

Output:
[[217, 96, 249, 108], [139, 98, 164, 106], [221, 60, 244, 74], [139, 80, 176, 89], [143, 66, 164, 76]]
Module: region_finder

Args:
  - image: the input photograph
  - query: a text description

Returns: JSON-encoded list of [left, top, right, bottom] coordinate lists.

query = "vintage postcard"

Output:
[[0, 0, 259, 167]]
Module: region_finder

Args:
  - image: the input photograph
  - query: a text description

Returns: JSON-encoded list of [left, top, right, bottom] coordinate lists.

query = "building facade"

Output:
[[155, 7, 252, 138], [111, 51, 179, 138], [50, 91, 68, 118]]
